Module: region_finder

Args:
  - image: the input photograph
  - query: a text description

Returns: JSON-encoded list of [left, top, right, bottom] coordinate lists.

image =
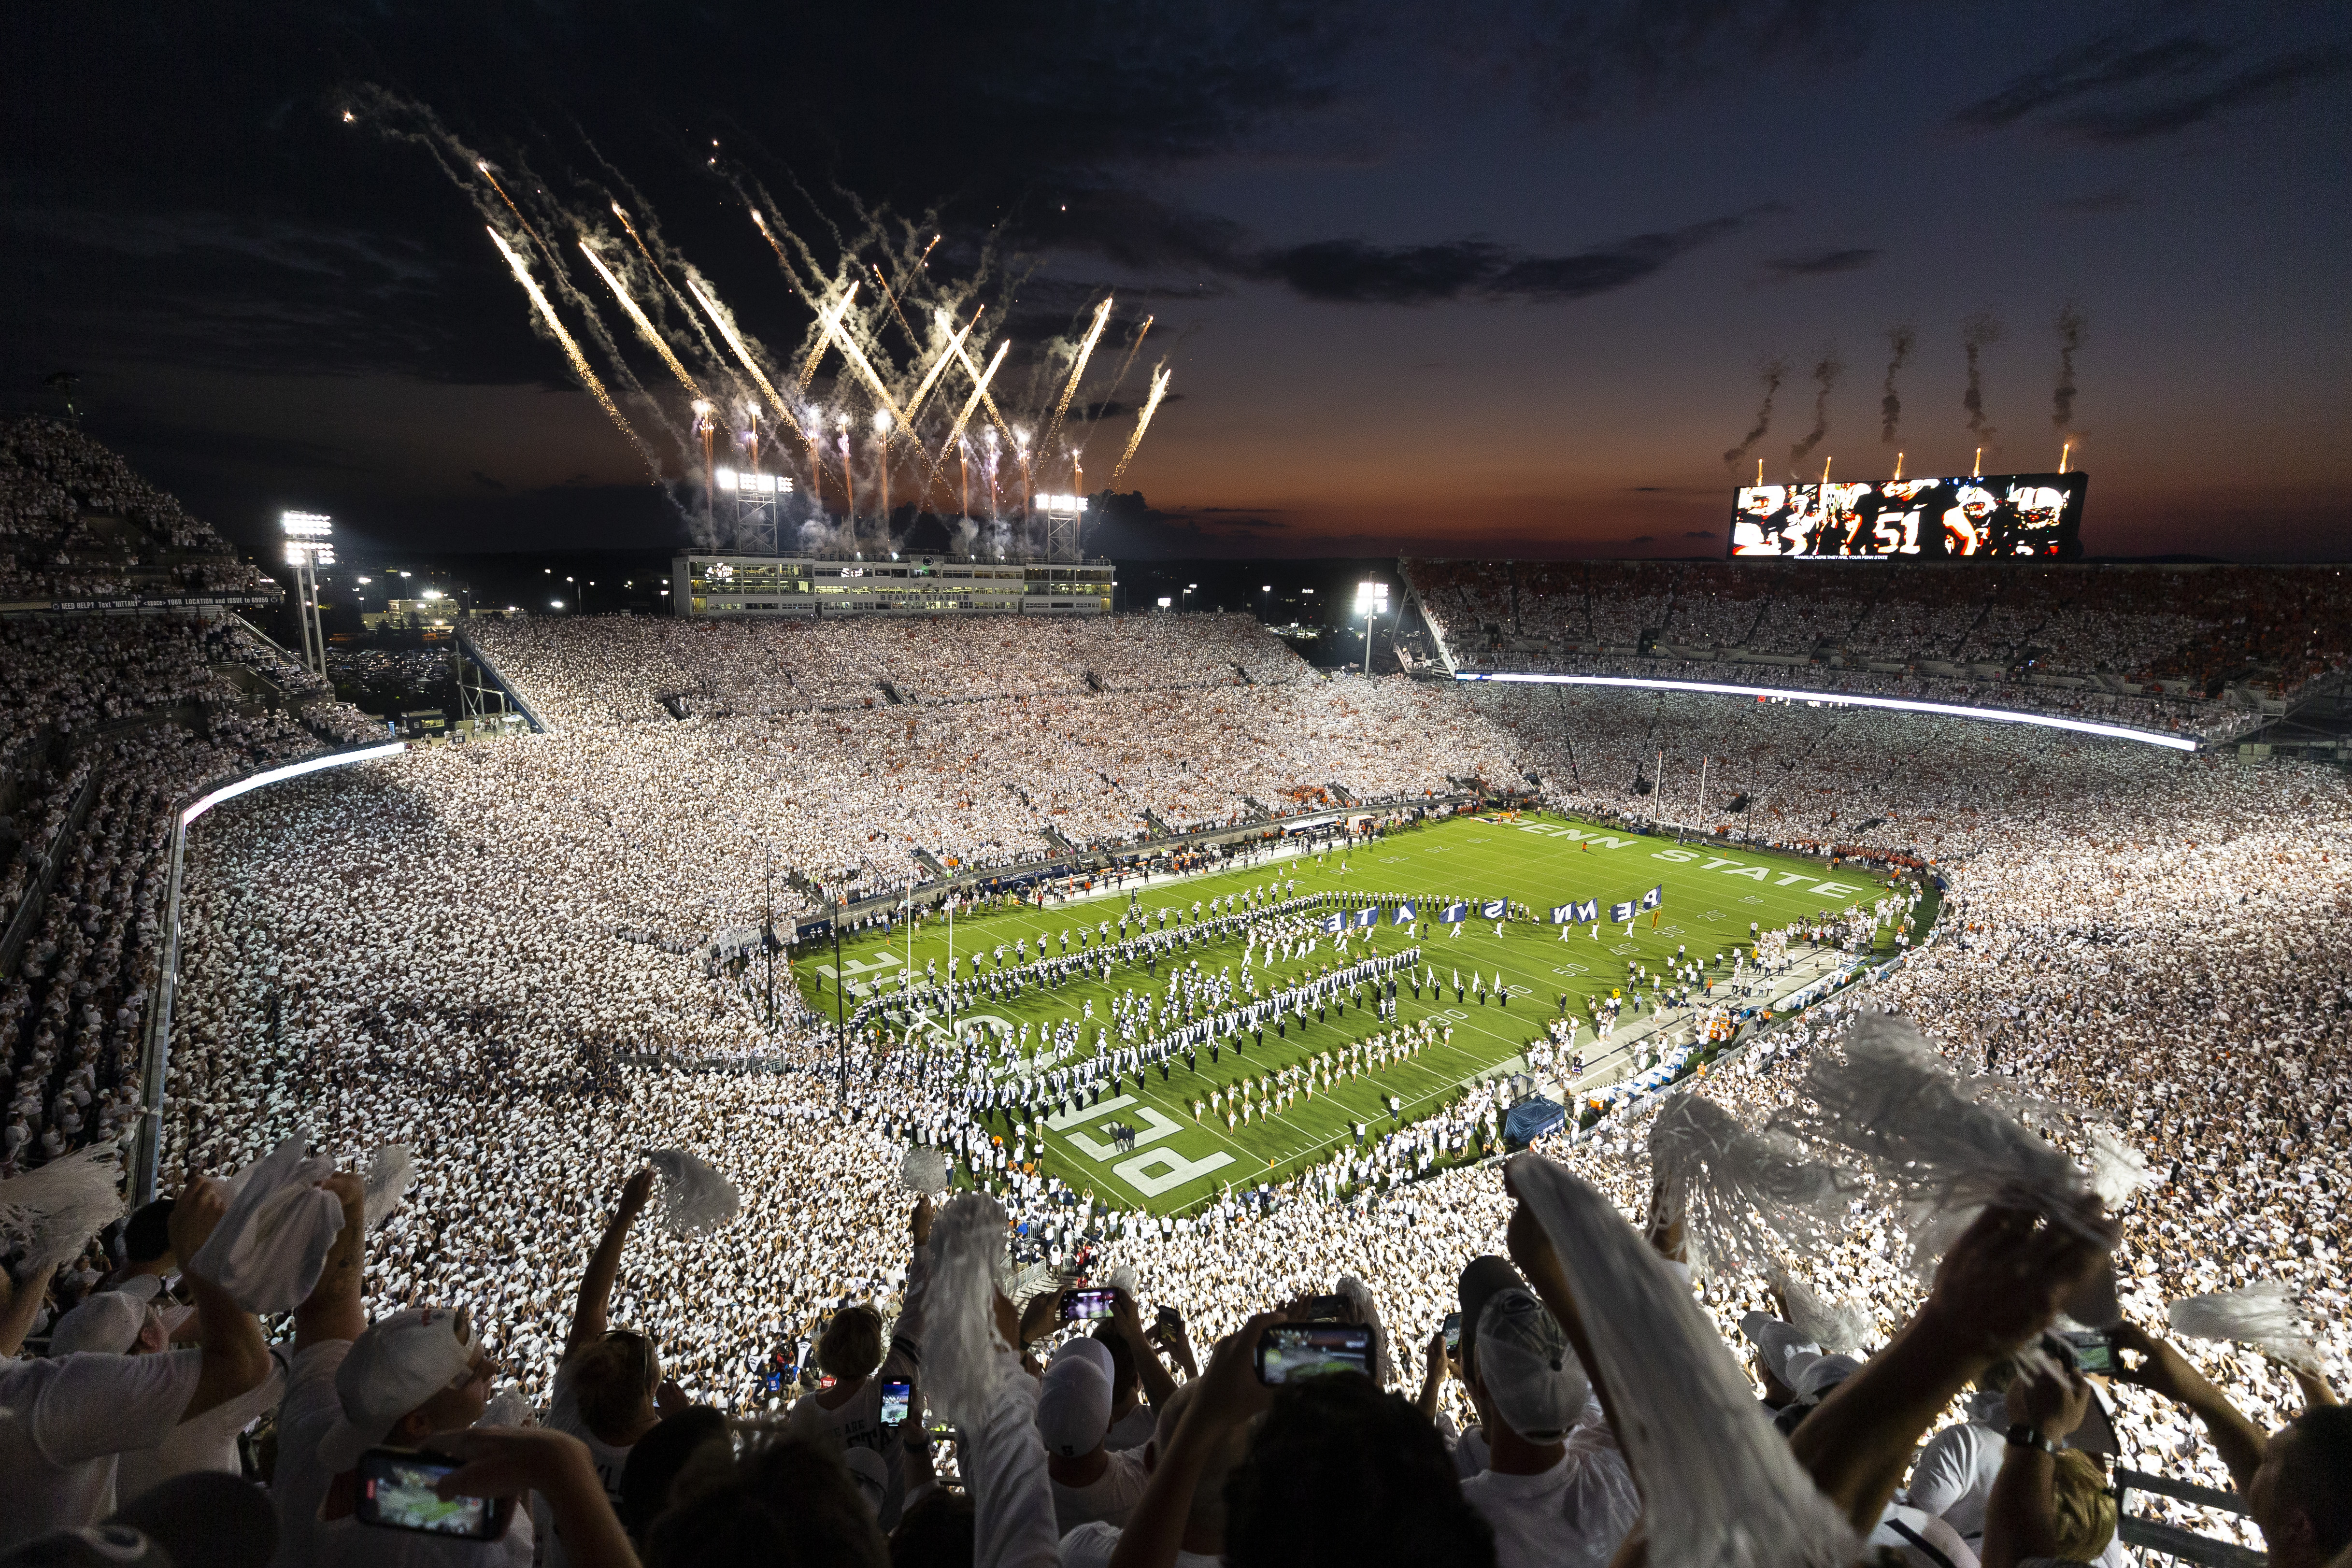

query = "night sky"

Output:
[[5, 2, 2348, 562]]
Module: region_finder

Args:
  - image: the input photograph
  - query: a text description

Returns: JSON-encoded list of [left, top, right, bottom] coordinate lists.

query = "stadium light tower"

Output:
[[280, 511, 334, 680], [1355, 579, 1391, 675]]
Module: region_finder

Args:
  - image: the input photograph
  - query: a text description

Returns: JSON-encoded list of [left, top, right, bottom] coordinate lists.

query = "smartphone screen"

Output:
[[881, 1379, 912, 1427], [2060, 1330, 2116, 1376], [1255, 1323, 1373, 1385], [1060, 1288, 1116, 1321], [1442, 1312, 1461, 1354], [354, 1449, 500, 1539]]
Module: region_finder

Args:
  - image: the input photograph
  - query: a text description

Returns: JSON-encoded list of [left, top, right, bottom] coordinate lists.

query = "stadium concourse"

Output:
[[1, 429, 2349, 1568]]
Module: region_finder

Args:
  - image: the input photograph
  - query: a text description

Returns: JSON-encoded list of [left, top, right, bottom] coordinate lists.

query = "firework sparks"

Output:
[[942, 340, 1010, 457], [946, 330, 1017, 446], [684, 277, 786, 411], [486, 228, 646, 459], [578, 241, 701, 398], [477, 161, 558, 270], [1043, 296, 1113, 457], [1104, 314, 1154, 406], [902, 308, 981, 424], [798, 288, 856, 390], [1112, 363, 1171, 481]]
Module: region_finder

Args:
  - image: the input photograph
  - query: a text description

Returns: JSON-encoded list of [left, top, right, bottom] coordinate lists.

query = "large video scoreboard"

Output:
[[1729, 472, 2086, 560]]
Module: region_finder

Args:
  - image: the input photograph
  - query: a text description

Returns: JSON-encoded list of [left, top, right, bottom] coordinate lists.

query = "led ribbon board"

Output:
[[181, 742, 409, 827], [1454, 671, 2199, 752]]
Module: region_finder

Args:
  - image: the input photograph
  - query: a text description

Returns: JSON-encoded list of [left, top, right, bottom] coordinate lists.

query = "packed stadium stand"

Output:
[[3, 435, 2348, 1568], [1405, 557, 2352, 745]]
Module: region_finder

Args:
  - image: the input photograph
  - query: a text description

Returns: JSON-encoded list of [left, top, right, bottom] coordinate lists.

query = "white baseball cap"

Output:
[[1034, 1356, 1112, 1458], [1475, 1287, 1590, 1444], [50, 1292, 150, 1357], [315, 1306, 481, 1473]]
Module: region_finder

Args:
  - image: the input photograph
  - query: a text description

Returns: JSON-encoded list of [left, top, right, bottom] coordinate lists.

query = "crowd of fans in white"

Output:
[[2, 578, 2349, 1566], [0, 418, 271, 603], [1411, 558, 2351, 743]]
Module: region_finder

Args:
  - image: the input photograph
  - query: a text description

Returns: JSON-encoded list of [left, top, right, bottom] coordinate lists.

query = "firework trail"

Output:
[[1722, 357, 1787, 468], [578, 241, 702, 398], [685, 277, 786, 411], [872, 262, 918, 343], [487, 227, 649, 464], [903, 309, 981, 424], [1788, 349, 1844, 467], [942, 340, 1011, 456], [798, 289, 856, 390], [947, 329, 1018, 446], [811, 286, 911, 425], [2052, 303, 2087, 430], [477, 162, 560, 271], [1880, 325, 1913, 444], [1043, 295, 1113, 455], [1112, 363, 1171, 482], [1102, 316, 1154, 408], [1962, 312, 2003, 443]]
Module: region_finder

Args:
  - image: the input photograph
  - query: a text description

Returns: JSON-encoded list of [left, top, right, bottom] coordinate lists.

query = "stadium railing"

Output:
[[454, 627, 550, 734], [0, 763, 100, 976], [131, 740, 409, 1203], [2113, 1466, 2268, 1567]]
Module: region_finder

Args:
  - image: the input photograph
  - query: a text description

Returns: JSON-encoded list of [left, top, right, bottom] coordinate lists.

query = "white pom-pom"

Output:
[[363, 1144, 415, 1231], [1650, 1095, 1857, 1279], [1768, 1267, 1874, 1354], [927, 1193, 1015, 1428], [2084, 1126, 2157, 1208], [1772, 1012, 2100, 1274], [2168, 1283, 2322, 1375], [899, 1145, 948, 1194], [0, 1144, 126, 1272], [1105, 1264, 1138, 1298], [644, 1149, 741, 1235]]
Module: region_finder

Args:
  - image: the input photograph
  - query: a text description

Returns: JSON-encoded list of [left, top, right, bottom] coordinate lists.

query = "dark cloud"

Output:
[[470, 470, 505, 489], [1508, 0, 1877, 122], [1760, 247, 1879, 280], [1682, 529, 1717, 539], [1953, 30, 2229, 129], [2051, 189, 2137, 214], [1252, 209, 1777, 305], [2062, 45, 2352, 141]]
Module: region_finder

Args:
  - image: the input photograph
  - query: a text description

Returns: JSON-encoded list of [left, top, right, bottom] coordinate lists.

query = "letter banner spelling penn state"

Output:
[[1550, 904, 1576, 924], [1573, 898, 1599, 923], [1609, 900, 1635, 923], [1321, 913, 1344, 934], [1393, 900, 1416, 925], [1353, 907, 1379, 929], [1442, 902, 1468, 923], [1640, 884, 1664, 911], [1480, 899, 1506, 919]]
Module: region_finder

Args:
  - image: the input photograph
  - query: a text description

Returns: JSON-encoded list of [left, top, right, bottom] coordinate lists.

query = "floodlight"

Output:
[[714, 467, 738, 490], [280, 510, 332, 538], [422, 589, 442, 601], [1156, 597, 1172, 608]]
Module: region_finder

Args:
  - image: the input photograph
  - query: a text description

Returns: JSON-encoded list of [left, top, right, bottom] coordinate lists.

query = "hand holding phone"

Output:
[[1254, 1323, 1373, 1385], [1293, 1294, 1350, 1322], [354, 1449, 505, 1539], [881, 1379, 912, 1428], [1059, 1287, 1117, 1322], [1442, 1311, 1461, 1354], [2055, 1328, 2116, 1376]]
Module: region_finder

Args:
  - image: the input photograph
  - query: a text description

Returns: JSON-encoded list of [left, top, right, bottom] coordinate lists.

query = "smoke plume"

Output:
[[1961, 313, 2003, 444], [1880, 325, 1913, 444], [1722, 357, 1788, 468], [1788, 349, 1844, 468], [2052, 303, 2087, 430]]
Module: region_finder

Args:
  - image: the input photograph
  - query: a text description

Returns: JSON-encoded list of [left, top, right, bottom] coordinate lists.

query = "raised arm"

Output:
[[294, 1170, 370, 1352], [1112, 1289, 1180, 1411], [567, 1167, 654, 1360], [2109, 1322, 2271, 1494], [0, 1259, 60, 1358], [1978, 1366, 2094, 1568], [1790, 1205, 2110, 1531], [171, 1175, 273, 1420]]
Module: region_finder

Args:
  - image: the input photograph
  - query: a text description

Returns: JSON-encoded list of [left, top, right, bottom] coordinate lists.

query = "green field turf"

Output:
[[807, 812, 1899, 1213]]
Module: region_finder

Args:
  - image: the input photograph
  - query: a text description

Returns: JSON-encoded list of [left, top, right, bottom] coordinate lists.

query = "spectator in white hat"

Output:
[[0, 1176, 269, 1552], [1040, 1336, 1146, 1534], [268, 1168, 522, 1568], [1452, 1256, 1638, 1568]]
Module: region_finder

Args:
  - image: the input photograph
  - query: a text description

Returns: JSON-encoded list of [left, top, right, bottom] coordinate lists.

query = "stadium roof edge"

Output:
[[1454, 671, 2201, 752]]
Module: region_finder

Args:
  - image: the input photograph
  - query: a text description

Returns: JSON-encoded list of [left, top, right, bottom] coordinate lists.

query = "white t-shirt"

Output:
[[532, 1361, 637, 1568], [0, 1348, 200, 1550], [271, 1338, 533, 1568], [117, 1361, 284, 1503], [1455, 1416, 1640, 1568], [1049, 1447, 1148, 1536], [1870, 1502, 1981, 1568], [1058, 1521, 1220, 1568], [1103, 1401, 1155, 1453], [1906, 1421, 2004, 1543]]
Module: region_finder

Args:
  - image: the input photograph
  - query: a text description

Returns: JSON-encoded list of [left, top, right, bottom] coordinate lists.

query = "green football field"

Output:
[[806, 812, 1899, 1213]]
